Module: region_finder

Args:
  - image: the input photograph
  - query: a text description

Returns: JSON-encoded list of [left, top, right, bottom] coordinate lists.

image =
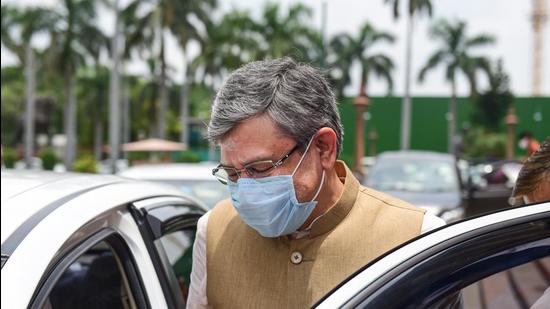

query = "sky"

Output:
[[2, 0, 549, 97]]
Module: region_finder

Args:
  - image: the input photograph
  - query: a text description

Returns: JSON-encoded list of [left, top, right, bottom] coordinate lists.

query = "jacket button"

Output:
[[291, 251, 303, 264]]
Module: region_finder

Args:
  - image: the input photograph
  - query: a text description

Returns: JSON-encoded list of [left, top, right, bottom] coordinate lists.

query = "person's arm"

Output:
[[186, 211, 211, 309]]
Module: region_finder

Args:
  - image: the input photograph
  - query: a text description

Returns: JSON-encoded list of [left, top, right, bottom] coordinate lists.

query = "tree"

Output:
[[330, 22, 395, 98], [255, 3, 319, 63], [418, 19, 494, 154], [472, 59, 514, 131], [45, 0, 104, 169], [384, 0, 433, 150], [1, 5, 57, 167], [169, 0, 216, 145], [192, 9, 260, 89], [121, 0, 216, 140]]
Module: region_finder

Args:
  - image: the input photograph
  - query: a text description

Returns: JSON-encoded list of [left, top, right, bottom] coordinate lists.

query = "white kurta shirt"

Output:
[[186, 210, 446, 308]]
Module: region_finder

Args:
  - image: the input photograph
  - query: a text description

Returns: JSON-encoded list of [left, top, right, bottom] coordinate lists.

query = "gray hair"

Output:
[[208, 57, 344, 154]]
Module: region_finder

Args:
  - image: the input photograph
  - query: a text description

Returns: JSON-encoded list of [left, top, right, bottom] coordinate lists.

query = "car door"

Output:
[[23, 204, 163, 309], [315, 202, 550, 308], [131, 196, 207, 309]]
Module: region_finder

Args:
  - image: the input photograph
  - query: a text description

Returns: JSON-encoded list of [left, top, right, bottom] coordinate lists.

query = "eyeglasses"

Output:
[[212, 144, 300, 185]]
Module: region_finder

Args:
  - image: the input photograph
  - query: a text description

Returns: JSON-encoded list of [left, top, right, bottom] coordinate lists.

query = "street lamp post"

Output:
[[369, 128, 378, 157], [353, 94, 369, 178], [505, 106, 518, 160]]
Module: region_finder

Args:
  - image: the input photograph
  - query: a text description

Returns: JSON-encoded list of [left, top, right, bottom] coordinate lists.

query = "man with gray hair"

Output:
[[187, 57, 444, 308]]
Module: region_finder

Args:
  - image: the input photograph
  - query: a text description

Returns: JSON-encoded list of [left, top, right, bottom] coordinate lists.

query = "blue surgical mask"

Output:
[[228, 138, 325, 237]]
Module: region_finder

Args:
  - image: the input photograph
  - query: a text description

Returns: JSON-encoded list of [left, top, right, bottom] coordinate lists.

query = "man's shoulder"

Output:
[[210, 198, 237, 218], [209, 198, 241, 226], [357, 186, 425, 214], [212, 198, 233, 211]]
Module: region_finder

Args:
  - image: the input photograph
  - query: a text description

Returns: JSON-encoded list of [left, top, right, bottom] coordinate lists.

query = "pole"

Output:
[[24, 45, 35, 168], [506, 106, 518, 160], [369, 128, 378, 157], [399, 12, 414, 150], [449, 77, 457, 154], [109, 0, 121, 173], [180, 61, 190, 146], [320, 0, 327, 69], [353, 95, 369, 178]]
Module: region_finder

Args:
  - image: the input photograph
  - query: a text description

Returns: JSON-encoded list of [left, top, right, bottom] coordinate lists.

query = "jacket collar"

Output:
[[308, 160, 360, 238]]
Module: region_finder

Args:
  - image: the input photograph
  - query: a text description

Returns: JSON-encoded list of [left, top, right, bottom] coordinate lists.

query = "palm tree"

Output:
[[46, 0, 104, 169], [1, 5, 57, 168], [330, 22, 395, 98], [256, 3, 319, 62], [330, 22, 394, 176], [418, 19, 494, 154], [194, 4, 319, 87], [384, 0, 433, 151], [122, 0, 216, 140], [169, 0, 216, 145], [81, 24, 109, 163], [192, 10, 260, 88]]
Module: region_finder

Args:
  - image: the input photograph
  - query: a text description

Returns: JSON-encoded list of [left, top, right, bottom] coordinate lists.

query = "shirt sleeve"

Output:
[[420, 213, 446, 234], [186, 211, 211, 309]]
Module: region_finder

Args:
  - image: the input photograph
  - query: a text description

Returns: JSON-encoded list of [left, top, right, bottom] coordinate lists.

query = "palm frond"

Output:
[[418, 50, 445, 82]]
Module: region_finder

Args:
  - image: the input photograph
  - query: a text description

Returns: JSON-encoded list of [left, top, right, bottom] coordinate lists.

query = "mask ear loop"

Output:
[[291, 136, 316, 177], [291, 135, 326, 202], [310, 170, 325, 202]]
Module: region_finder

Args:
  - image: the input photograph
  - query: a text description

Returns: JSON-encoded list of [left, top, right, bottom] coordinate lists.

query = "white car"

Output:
[[118, 163, 229, 208], [1, 170, 207, 308]]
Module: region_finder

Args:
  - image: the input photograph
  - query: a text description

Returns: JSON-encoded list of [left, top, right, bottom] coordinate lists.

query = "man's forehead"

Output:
[[220, 134, 291, 166], [220, 124, 295, 166]]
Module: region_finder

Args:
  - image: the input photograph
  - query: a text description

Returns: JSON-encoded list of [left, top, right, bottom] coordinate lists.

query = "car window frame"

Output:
[[130, 197, 206, 309], [29, 228, 150, 309], [315, 202, 550, 308]]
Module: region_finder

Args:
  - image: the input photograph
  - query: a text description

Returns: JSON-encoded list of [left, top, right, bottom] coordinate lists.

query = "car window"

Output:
[[41, 241, 139, 309], [461, 257, 550, 309], [367, 159, 459, 193], [156, 228, 196, 302], [154, 180, 227, 208]]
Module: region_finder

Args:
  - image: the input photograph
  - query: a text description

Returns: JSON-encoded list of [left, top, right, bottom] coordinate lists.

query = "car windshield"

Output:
[[366, 158, 459, 193], [153, 180, 228, 208]]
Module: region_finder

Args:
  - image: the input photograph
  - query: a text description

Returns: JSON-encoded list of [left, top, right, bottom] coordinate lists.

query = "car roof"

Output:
[[1, 170, 184, 247], [118, 162, 219, 181], [1, 170, 120, 204], [376, 150, 455, 163]]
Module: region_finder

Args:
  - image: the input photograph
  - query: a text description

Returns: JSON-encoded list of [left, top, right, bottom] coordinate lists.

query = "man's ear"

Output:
[[314, 127, 338, 170]]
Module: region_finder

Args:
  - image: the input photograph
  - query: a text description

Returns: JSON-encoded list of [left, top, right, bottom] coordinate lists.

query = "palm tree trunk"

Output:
[[93, 118, 103, 161], [158, 33, 168, 140], [109, 0, 121, 172], [93, 62, 103, 162], [400, 12, 414, 150], [63, 72, 77, 169], [180, 60, 190, 146], [449, 77, 457, 154], [24, 45, 35, 168], [122, 78, 130, 144]]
